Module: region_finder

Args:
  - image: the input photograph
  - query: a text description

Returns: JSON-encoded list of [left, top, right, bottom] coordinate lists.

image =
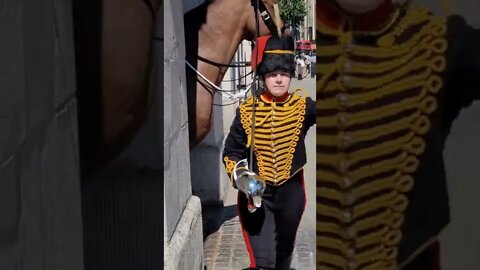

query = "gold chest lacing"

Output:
[[240, 94, 306, 186], [316, 7, 447, 270]]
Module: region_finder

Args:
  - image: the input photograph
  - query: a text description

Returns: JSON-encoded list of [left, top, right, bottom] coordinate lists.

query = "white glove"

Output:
[[233, 159, 266, 213]]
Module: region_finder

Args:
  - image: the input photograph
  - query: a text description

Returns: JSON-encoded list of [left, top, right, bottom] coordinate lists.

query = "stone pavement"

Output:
[[203, 214, 315, 270]]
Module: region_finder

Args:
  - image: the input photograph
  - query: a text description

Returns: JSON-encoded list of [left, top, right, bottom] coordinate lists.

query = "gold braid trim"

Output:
[[264, 49, 295, 54], [317, 111, 423, 147], [317, 132, 422, 167], [240, 94, 306, 186], [223, 156, 237, 184], [316, 9, 446, 97], [316, 7, 447, 269]]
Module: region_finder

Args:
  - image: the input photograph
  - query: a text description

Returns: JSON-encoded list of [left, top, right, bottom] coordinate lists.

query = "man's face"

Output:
[[264, 71, 291, 97], [333, 0, 386, 14]]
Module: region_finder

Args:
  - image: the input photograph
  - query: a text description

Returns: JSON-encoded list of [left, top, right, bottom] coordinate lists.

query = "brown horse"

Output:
[[74, 0, 282, 175], [73, 0, 161, 177], [184, 0, 286, 147]]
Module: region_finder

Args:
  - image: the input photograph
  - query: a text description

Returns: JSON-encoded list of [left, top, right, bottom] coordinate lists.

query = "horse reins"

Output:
[[250, 0, 282, 37], [249, 0, 263, 175], [185, 1, 282, 100]]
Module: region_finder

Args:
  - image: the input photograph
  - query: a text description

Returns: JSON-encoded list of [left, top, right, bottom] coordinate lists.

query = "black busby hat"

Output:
[[252, 35, 296, 77]]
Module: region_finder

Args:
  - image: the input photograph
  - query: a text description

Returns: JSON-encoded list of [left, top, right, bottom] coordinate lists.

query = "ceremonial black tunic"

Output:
[[223, 92, 316, 186], [316, 3, 480, 269]]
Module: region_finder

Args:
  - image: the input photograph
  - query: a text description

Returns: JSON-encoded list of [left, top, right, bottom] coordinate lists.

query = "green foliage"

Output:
[[279, 0, 308, 27]]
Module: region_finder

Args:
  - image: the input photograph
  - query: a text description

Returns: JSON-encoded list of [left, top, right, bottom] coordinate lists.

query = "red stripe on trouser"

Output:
[[432, 241, 441, 270], [237, 192, 256, 268]]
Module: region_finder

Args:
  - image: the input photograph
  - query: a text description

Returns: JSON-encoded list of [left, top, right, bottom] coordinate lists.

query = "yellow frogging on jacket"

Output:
[[240, 94, 306, 186], [316, 7, 447, 270]]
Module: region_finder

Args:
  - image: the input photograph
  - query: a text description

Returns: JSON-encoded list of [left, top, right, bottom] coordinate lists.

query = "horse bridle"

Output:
[[194, 0, 283, 69], [184, 0, 283, 106], [250, 0, 284, 38]]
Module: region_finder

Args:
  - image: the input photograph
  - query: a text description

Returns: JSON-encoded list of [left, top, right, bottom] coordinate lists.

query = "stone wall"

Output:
[[0, 0, 84, 269], [164, 0, 204, 269]]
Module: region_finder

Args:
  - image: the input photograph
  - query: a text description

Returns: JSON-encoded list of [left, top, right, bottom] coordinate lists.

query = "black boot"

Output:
[[275, 256, 292, 270]]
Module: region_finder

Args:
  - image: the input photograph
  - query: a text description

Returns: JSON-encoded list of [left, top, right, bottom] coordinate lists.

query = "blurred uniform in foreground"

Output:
[[316, 0, 480, 269]]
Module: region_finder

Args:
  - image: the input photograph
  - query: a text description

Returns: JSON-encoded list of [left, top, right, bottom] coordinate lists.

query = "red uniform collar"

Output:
[[260, 91, 290, 103], [317, 0, 397, 32]]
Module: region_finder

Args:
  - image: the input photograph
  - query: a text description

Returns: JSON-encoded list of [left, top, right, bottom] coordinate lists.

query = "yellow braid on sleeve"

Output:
[[223, 157, 238, 185], [224, 157, 236, 174]]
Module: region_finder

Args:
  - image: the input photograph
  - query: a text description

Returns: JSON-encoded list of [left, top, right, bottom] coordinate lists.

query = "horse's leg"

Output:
[[191, 63, 230, 147], [184, 6, 221, 146], [74, 0, 159, 175], [192, 73, 216, 146]]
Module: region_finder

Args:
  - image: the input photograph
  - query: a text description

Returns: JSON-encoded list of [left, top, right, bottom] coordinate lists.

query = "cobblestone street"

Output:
[[203, 215, 315, 270]]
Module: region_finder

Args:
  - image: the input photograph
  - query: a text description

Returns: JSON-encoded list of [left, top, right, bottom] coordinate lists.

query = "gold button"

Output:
[[336, 94, 349, 108], [339, 132, 352, 149], [344, 61, 353, 73], [341, 177, 352, 189], [342, 75, 352, 86], [344, 193, 355, 206], [347, 248, 355, 260], [337, 114, 348, 127], [343, 210, 352, 223], [343, 134, 351, 146], [346, 227, 357, 239], [345, 43, 354, 53], [339, 160, 349, 174]]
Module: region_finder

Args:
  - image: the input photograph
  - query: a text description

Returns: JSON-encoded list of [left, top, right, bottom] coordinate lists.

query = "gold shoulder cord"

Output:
[[316, 4, 448, 269]]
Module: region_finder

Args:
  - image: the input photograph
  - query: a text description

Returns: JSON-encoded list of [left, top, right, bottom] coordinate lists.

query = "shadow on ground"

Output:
[[202, 204, 238, 240]]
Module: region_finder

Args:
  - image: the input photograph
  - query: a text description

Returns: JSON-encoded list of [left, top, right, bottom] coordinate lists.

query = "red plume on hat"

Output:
[[251, 35, 272, 72]]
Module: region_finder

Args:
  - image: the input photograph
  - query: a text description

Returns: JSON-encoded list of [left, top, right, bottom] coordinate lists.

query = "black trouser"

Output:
[[404, 241, 441, 270], [238, 171, 306, 269]]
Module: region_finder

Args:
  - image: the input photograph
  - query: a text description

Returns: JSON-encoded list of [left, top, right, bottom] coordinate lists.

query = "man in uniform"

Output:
[[222, 35, 316, 270], [316, 0, 480, 269]]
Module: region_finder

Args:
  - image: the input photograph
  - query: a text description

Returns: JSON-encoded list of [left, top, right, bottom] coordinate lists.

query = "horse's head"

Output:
[[246, 0, 289, 40]]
